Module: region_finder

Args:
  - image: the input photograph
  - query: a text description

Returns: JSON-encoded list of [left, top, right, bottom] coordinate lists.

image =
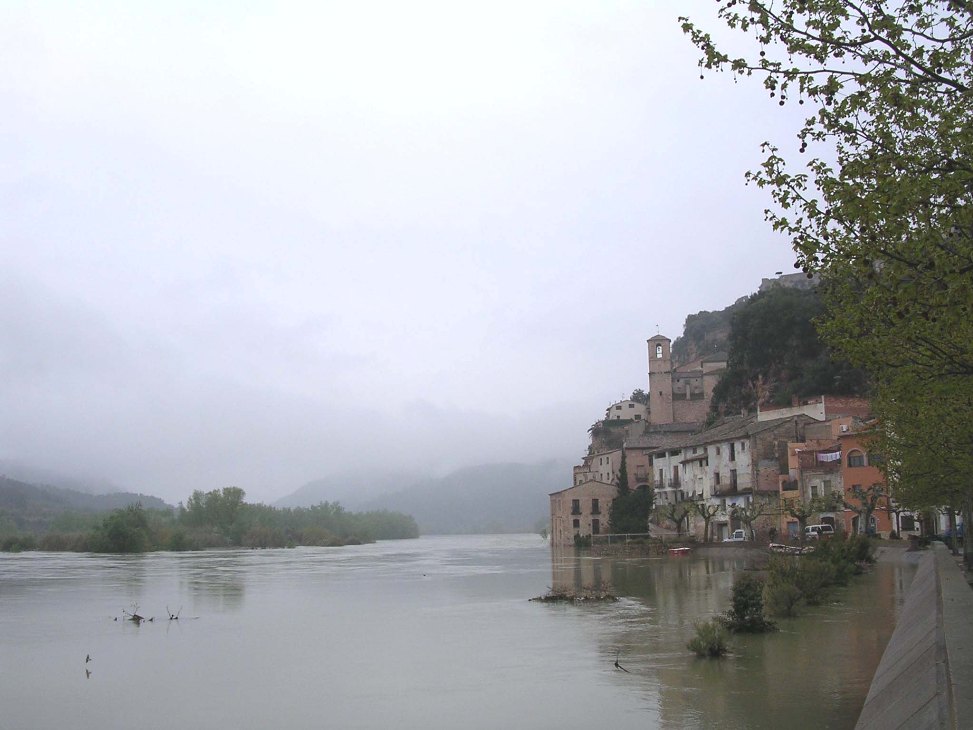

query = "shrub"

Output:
[[793, 559, 837, 605], [688, 619, 729, 657], [764, 580, 803, 618], [764, 557, 804, 617], [1, 534, 38, 552], [573, 534, 592, 549], [721, 572, 776, 633]]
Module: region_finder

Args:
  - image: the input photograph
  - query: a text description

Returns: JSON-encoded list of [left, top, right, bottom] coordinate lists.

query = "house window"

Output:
[[591, 499, 600, 515], [823, 480, 832, 494], [592, 519, 601, 535], [729, 443, 736, 461], [901, 515, 916, 531], [572, 519, 580, 529], [628, 403, 635, 408], [848, 450, 866, 467], [714, 472, 721, 485], [716, 446, 721, 456], [616, 405, 622, 411], [740, 442, 746, 452], [656, 344, 663, 358], [634, 415, 641, 421], [571, 499, 581, 515], [730, 469, 737, 488], [811, 484, 819, 498]]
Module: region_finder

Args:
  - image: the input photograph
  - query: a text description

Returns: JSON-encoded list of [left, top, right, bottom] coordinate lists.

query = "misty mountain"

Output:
[[0, 475, 171, 534], [354, 460, 573, 535], [274, 470, 422, 511], [0, 460, 124, 496]]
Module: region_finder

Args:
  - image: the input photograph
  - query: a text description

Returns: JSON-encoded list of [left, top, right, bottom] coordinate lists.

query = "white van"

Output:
[[804, 524, 835, 539]]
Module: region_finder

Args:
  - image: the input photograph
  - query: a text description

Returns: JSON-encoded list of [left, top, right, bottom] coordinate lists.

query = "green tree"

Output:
[[710, 287, 866, 415], [682, 2, 973, 542], [609, 487, 654, 535], [616, 449, 630, 496], [91, 503, 150, 553], [721, 572, 776, 633], [630, 388, 649, 405]]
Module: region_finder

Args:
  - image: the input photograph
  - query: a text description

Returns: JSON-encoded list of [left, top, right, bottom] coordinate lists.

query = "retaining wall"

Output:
[[856, 544, 973, 729]]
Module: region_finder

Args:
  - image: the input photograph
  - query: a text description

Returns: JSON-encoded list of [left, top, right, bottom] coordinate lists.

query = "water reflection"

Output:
[[0, 537, 914, 730], [177, 551, 247, 611], [551, 546, 916, 730]]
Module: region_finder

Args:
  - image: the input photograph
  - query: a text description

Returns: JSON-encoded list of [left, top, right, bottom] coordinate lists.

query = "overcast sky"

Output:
[[1, 1, 804, 504]]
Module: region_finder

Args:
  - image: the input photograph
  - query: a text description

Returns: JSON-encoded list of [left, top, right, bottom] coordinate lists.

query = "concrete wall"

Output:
[[856, 544, 973, 729]]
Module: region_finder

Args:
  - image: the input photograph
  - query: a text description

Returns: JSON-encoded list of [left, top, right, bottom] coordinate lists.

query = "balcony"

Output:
[[798, 452, 842, 472]]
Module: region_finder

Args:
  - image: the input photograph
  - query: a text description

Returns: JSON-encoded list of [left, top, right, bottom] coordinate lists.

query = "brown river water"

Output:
[[0, 535, 914, 729]]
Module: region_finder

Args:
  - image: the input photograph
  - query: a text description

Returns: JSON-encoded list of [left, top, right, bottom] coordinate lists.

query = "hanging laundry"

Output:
[[816, 451, 841, 463]]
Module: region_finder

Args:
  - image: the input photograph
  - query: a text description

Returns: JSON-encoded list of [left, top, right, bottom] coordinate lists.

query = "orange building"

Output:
[[839, 423, 894, 536]]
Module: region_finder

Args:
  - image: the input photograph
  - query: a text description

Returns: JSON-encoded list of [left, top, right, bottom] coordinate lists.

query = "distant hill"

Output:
[[0, 476, 171, 534], [275, 471, 422, 511], [357, 460, 573, 535], [0, 460, 123, 496]]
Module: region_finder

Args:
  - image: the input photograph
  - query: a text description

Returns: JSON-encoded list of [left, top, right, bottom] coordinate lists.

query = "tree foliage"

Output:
[[721, 572, 776, 633], [609, 487, 654, 534], [2, 488, 419, 552], [682, 1, 973, 520], [710, 287, 867, 415]]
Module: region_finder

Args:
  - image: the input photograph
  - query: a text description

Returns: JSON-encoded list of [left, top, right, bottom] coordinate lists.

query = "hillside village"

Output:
[[550, 277, 925, 548]]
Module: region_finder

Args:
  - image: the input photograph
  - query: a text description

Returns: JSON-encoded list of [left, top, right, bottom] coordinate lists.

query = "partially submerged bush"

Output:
[[764, 581, 803, 618], [688, 619, 729, 658], [721, 572, 775, 633]]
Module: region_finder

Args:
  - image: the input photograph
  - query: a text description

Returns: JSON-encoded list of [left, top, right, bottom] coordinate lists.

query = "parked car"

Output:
[[804, 524, 835, 540], [723, 529, 747, 542]]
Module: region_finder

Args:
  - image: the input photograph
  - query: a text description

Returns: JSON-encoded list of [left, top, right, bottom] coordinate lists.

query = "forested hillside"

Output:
[[709, 287, 869, 416], [0, 476, 169, 534]]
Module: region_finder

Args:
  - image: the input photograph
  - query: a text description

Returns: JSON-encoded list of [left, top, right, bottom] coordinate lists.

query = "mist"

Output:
[[1, 1, 803, 504]]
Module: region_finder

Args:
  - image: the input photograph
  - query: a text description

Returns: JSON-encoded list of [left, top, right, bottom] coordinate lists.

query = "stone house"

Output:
[[549, 480, 618, 547], [643, 414, 812, 541], [604, 399, 649, 422], [647, 334, 726, 428]]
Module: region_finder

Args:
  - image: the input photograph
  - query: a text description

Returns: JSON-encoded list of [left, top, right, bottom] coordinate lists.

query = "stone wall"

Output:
[[855, 544, 973, 729]]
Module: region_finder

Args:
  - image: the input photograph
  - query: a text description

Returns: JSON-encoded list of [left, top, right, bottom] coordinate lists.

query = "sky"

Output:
[[1, 1, 805, 504]]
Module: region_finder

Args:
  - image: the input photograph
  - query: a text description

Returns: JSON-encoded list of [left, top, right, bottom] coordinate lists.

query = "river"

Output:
[[0, 535, 913, 729]]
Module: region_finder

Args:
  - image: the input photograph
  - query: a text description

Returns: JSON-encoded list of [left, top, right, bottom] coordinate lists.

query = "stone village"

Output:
[[549, 331, 924, 548]]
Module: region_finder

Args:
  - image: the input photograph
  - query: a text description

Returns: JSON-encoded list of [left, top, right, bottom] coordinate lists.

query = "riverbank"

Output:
[[856, 542, 973, 729]]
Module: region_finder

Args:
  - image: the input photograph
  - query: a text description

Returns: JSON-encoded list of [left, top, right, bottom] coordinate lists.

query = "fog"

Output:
[[1, 1, 803, 504]]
